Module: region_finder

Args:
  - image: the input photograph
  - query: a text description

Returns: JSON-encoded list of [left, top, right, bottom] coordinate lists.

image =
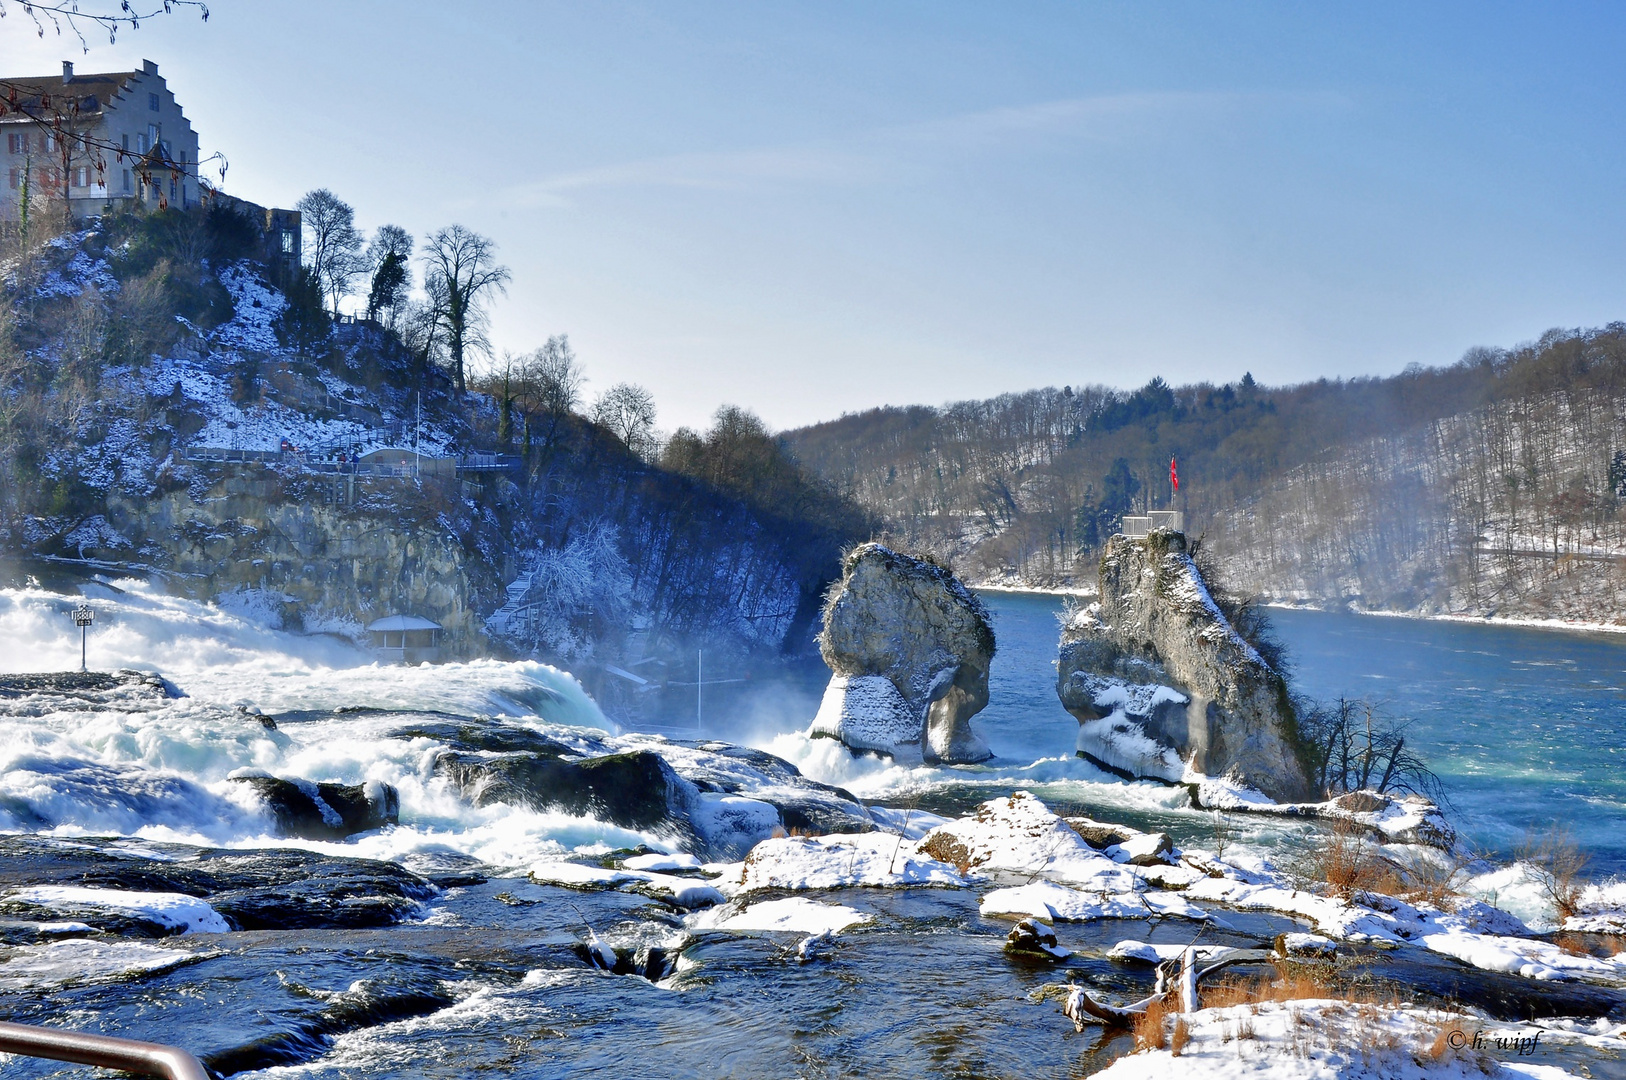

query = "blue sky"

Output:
[[10, 3, 1626, 430]]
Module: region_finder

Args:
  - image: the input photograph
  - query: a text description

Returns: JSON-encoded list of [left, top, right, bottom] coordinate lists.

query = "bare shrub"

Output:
[[1518, 825, 1590, 922], [1297, 696, 1441, 799], [1304, 819, 1401, 900]]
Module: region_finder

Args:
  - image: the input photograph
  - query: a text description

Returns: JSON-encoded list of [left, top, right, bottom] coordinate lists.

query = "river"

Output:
[[0, 581, 1620, 1078]]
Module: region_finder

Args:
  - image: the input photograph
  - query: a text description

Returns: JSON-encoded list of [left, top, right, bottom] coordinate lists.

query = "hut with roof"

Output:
[[366, 615, 443, 664]]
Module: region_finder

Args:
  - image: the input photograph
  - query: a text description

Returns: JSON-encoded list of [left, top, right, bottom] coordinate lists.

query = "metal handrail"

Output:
[[0, 1021, 209, 1080]]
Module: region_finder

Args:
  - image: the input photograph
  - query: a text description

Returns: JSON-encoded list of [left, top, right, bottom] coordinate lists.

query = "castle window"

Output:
[[123, 168, 131, 192], [281, 230, 295, 254], [7, 168, 16, 189], [149, 92, 160, 111]]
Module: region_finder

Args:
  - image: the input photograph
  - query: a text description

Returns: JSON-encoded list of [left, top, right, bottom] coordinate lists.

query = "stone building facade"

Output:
[[1, 59, 202, 220]]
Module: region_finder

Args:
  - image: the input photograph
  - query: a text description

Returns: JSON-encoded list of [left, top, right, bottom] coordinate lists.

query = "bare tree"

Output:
[[528, 334, 583, 415], [421, 224, 509, 393], [591, 382, 657, 459], [296, 189, 363, 315], [1, 0, 209, 51], [1298, 696, 1440, 799], [363, 224, 412, 326]]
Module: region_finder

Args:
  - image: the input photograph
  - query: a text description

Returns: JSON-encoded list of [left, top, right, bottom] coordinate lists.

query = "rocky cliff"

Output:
[[1057, 530, 1313, 802], [810, 543, 994, 763], [102, 469, 490, 653]]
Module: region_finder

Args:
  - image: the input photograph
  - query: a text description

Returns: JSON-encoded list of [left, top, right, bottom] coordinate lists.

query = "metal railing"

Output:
[[0, 1021, 208, 1080]]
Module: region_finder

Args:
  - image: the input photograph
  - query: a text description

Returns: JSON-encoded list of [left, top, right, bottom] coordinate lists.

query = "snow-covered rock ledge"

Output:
[[1195, 781, 1458, 850]]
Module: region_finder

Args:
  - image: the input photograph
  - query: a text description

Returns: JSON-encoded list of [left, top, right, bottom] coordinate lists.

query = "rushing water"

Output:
[[0, 580, 1622, 1078]]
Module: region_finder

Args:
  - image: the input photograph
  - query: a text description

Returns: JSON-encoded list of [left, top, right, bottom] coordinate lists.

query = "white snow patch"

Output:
[[727, 832, 971, 892], [980, 880, 1213, 923], [622, 852, 703, 872], [700, 897, 872, 935], [7, 886, 229, 934]]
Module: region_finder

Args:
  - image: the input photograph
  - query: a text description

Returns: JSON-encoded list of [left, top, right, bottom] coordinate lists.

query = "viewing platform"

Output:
[[1120, 510, 1184, 538]]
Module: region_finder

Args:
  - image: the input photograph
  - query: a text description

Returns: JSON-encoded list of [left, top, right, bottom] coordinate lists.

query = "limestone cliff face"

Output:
[[102, 468, 491, 655], [811, 543, 994, 763], [1057, 530, 1314, 802]]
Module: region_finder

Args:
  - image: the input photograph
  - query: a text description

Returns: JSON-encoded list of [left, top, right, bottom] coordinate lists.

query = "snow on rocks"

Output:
[[1005, 917, 1070, 959], [1277, 932, 1338, 958], [729, 832, 972, 893], [623, 852, 705, 872], [917, 791, 1142, 889], [1108, 940, 1245, 965], [1196, 782, 1458, 850], [1417, 929, 1626, 983], [980, 880, 1215, 924], [1083, 999, 1576, 1080], [697, 896, 872, 935], [527, 861, 725, 909], [213, 262, 287, 352], [1565, 880, 1626, 934], [1179, 869, 1626, 985], [5, 886, 229, 934]]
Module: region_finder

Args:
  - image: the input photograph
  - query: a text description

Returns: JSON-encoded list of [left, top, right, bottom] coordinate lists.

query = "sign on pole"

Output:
[[71, 604, 94, 672]]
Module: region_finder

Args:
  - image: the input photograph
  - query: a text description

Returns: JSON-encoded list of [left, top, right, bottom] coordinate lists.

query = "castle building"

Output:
[[1, 59, 202, 220]]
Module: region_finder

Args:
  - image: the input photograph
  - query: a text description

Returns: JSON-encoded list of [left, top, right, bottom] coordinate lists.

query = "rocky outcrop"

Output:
[[810, 543, 995, 763], [0, 670, 174, 714], [103, 478, 490, 656], [1057, 530, 1313, 802], [390, 716, 875, 859], [232, 775, 400, 840]]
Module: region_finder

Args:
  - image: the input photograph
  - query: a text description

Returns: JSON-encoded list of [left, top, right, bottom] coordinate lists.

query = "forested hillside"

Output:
[[0, 203, 871, 714], [783, 327, 1626, 625]]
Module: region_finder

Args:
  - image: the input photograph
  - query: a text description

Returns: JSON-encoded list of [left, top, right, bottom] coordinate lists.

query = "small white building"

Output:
[[366, 615, 442, 664], [1, 59, 202, 220]]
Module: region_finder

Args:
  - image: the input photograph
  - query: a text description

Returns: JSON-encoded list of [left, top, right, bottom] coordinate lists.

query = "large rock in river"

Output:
[[811, 543, 995, 763], [1057, 530, 1314, 802]]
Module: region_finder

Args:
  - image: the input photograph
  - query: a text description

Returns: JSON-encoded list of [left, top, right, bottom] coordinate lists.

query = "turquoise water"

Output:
[[973, 592, 1626, 876]]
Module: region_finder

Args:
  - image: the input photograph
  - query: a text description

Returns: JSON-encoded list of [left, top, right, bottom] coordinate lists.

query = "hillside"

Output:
[[782, 327, 1626, 627], [0, 209, 871, 713]]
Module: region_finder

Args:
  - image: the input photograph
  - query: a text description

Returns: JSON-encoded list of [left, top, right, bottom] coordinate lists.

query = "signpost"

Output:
[[71, 604, 94, 672]]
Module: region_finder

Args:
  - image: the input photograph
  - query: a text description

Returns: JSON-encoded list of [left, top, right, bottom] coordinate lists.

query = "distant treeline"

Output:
[[782, 325, 1626, 591]]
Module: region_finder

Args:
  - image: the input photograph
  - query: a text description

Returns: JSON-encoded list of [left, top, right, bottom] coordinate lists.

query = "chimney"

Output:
[[62, 61, 73, 84], [142, 59, 158, 76]]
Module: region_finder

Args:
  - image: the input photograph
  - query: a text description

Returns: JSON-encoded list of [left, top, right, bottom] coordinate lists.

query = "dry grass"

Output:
[[1555, 932, 1626, 959], [1132, 995, 1170, 1051], [1168, 1015, 1190, 1056], [918, 832, 974, 875], [1201, 962, 1350, 1010], [1300, 818, 1476, 908]]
